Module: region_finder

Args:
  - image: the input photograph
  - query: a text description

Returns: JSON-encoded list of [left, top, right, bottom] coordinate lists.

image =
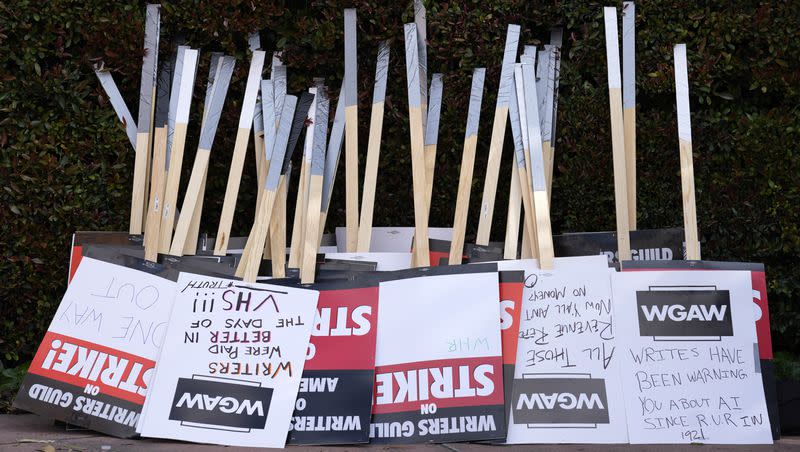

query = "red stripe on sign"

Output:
[[69, 245, 83, 284], [28, 332, 154, 405], [499, 280, 523, 366], [305, 286, 380, 371], [372, 356, 503, 414]]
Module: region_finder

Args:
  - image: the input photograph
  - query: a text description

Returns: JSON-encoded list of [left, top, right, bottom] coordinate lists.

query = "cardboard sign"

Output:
[[553, 228, 687, 264], [14, 257, 178, 437], [621, 260, 779, 440], [612, 270, 772, 444], [280, 278, 380, 445], [324, 253, 412, 271], [503, 256, 629, 443], [138, 273, 318, 448], [370, 264, 505, 443]]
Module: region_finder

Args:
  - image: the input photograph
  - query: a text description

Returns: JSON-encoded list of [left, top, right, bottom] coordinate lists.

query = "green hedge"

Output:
[[1, 0, 798, 370]]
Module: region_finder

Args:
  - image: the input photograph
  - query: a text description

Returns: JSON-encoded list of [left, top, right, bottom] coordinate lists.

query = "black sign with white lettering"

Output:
[[169, 377, 273, 430], [636, 290, 733, 337]]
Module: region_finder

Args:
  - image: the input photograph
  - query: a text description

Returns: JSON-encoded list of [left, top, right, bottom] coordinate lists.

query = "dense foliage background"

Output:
[[1, 0, 798, 390]]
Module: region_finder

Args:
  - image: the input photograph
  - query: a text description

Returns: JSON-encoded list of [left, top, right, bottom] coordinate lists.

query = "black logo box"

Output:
[[169, 377, 273, 430], [511, 378, 610, 424], [636, 290, 733, 337]]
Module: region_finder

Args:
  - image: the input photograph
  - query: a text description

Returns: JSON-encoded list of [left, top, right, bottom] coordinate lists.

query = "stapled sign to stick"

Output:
[[612, 270, 772, 444], [138, 274, 319, 448], [14, 257, 178, 438]]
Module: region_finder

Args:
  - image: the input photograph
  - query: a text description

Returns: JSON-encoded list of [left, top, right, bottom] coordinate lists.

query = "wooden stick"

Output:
[[404, 23, 431, 266], [212, 50, 266, 256], [674, 44, 700, 260], [318, 82, 347, 247], [603, 7, 632, 261], [159, 47, 198, 253], [475, 25, 520, 246], [143, 125, 167, 261], [269, 91, 314, 275], [503, 53, 529, 260], [356, 42, 390, 252], [423, 74, 443, 220], [287, 87, 317, 268], [343, 8, 359, 252], [248, 33, 268, 199], [515, 62, 540, 260], [169, 56, 235, 256], [537, 47, 557, 202], [237, 95, 298, 281], [622, 1, 637, 230], [449, 68, 486, 265], [414, 0, 428, 132], [130, 4, 160, 234], [301, 91, 330, 283], [549, 29, 564, 203], [521, 62, 555, 268]]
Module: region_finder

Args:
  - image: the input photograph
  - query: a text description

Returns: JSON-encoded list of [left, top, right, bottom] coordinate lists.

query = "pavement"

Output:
[[1, 415, 799, 452]]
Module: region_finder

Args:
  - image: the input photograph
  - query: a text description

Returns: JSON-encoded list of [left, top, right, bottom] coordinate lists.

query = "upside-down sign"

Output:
[[14, 257, 178, 437], [370, 264, 505, 443]]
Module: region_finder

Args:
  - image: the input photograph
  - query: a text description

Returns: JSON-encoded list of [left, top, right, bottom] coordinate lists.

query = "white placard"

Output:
[[371, 265, 505, 443], [612, 270, 771, 444], [139, 273, 319, 448], [336, 227, 452, 252], [504, 256, 628, 444], [325, 252, 412, 271], [13, 258, 177, 438]]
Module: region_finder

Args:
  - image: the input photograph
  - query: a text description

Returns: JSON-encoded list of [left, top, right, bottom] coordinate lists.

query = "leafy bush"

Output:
[[1, 0, 798, 375]]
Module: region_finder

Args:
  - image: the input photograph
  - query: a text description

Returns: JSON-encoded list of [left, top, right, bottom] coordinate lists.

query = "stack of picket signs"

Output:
[[14, 2, 780, 448]]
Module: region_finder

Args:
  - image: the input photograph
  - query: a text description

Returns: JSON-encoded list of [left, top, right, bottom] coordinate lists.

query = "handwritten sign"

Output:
[[283, 279, 380, 444], [14, 257, 177, 437], [504, 256, 629, 444], [612, 270, 772, 444], [138, 273, 318, 448], [370, 264, 505, 443]]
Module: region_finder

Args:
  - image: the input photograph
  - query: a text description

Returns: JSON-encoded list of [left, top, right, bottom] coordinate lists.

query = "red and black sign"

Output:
[[14, 332, 153, 437], [497, 270, 524, 441]]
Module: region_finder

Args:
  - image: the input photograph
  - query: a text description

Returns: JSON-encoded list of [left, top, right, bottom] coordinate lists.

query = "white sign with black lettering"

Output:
[[612, 270, 772, 444], [505, 256, 628, 444], [139, 273, 319, 448]]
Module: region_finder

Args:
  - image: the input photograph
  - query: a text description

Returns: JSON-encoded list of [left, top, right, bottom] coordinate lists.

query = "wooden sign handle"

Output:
[[674, 44, 701, 260]]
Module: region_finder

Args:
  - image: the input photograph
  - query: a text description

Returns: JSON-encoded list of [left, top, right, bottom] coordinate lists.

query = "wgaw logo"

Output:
[[511, 377, 609, 425], [169, 376, 273, 431], [636, 289, 733, 337]]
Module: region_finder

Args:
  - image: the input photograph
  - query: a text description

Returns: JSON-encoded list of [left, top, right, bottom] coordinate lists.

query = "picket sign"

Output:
[[288, 87, 317, 269], [13, 257, 178, 438], [502, 256, 629, 443], [612, 270, 772, 444], [674, 44, 701, 260], [449, 69, 486, 264], [603, 7, 632, 262], [356, 42, 391, 252], [138, 273, 319, 448], [475, 25, 520, 246], [513, 61, 538, 261], [371, 264, 505, 443], [169, 56, 235, 256]]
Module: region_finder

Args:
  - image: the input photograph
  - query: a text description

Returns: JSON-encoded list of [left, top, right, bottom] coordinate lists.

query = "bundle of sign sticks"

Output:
[[14, 2, 781, 448]]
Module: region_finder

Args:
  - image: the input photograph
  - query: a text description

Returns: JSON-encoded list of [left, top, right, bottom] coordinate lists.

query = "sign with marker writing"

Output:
[[504, 256, 628, 443], [612, 270, 772, 444], [371, 265, 505, 443], [14, 257, 177, 438], [138, 273, 318, 448]]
